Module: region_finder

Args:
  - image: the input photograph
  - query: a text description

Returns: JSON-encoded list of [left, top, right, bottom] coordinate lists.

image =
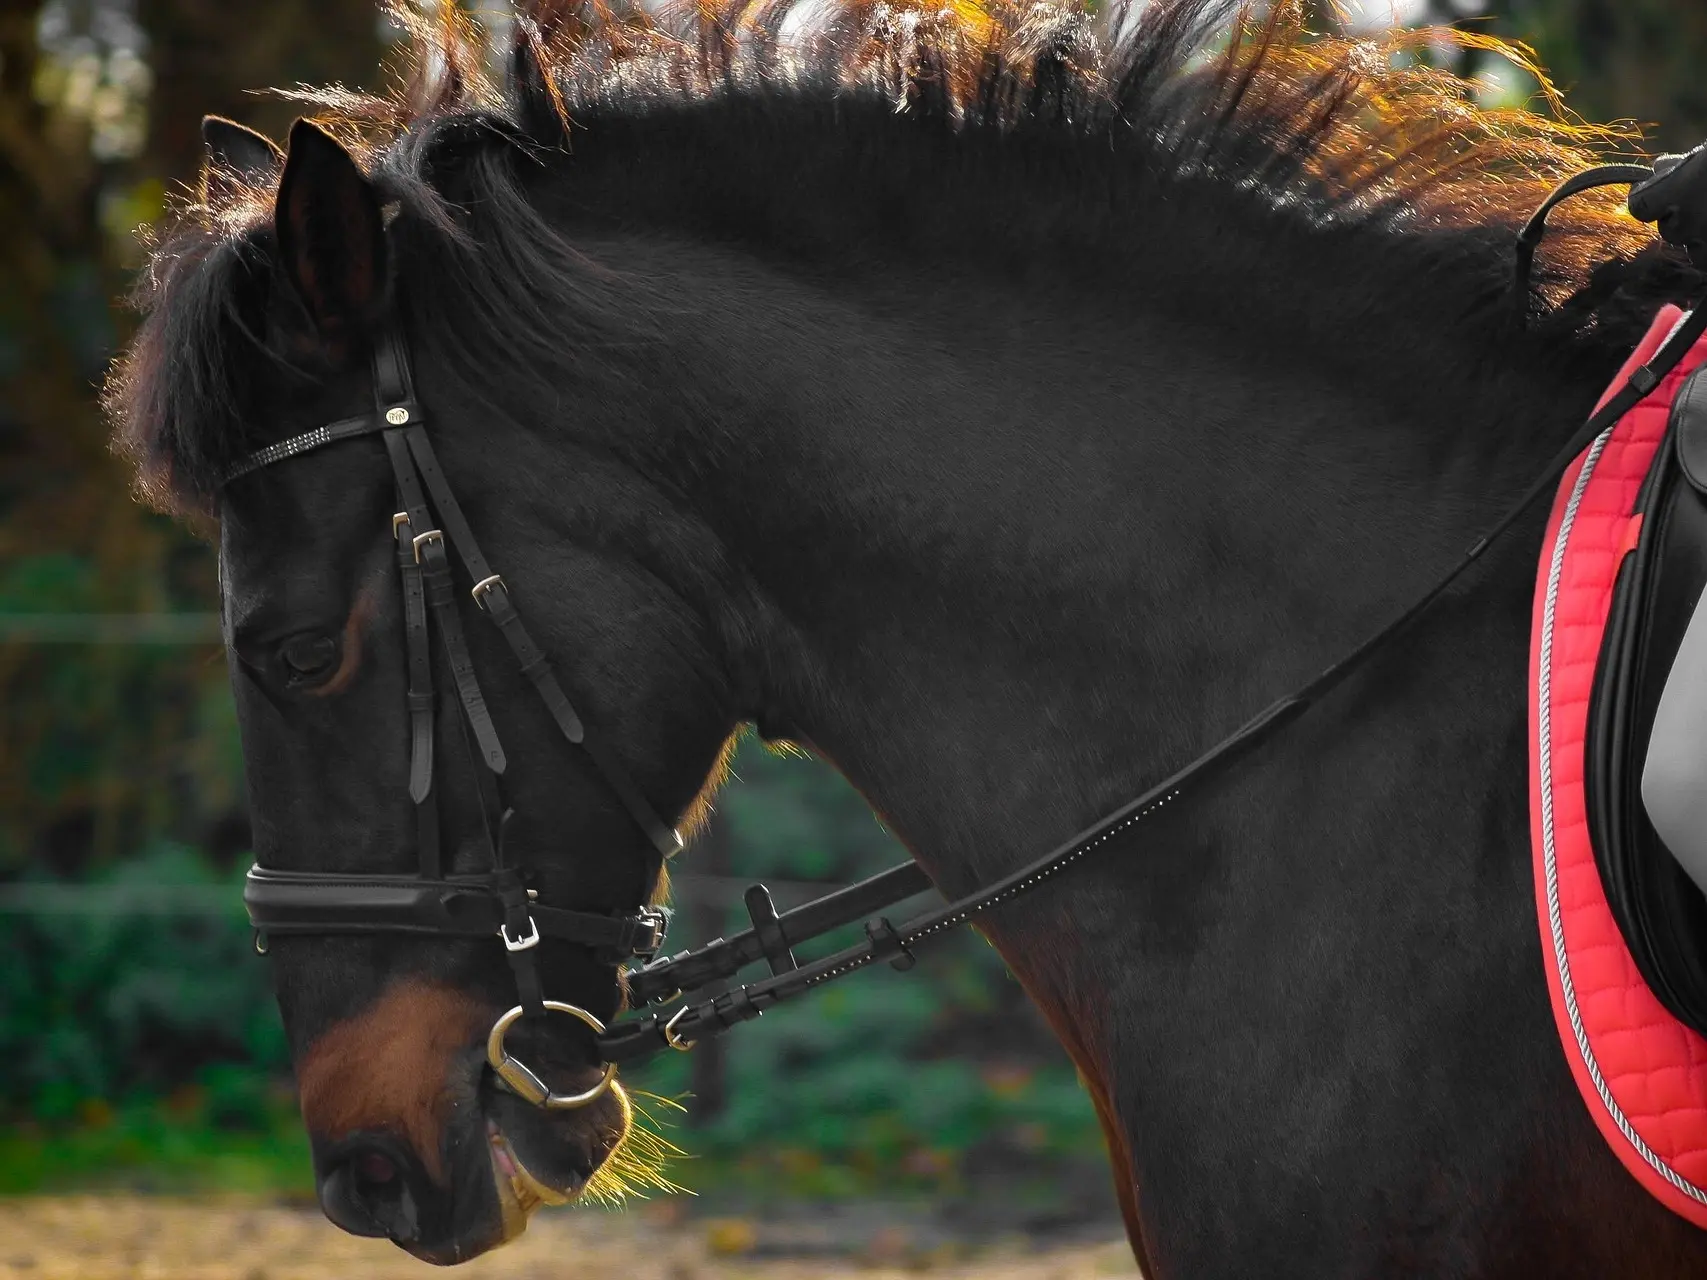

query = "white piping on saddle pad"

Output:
[[1537, 360, 1707, 1206]]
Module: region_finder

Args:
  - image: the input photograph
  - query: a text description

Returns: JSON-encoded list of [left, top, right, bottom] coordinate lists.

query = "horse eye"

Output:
[[278, 632, 339, 683]]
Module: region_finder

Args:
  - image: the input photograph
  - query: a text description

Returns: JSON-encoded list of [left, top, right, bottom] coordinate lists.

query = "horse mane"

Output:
[[107, 0, 1687, 515]]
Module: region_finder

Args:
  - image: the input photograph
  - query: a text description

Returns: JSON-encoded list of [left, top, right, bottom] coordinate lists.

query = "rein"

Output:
[[239, 152, 1707, 1101]]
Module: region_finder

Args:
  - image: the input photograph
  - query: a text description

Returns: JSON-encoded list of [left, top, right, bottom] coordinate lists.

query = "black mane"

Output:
[[105, 0, 1695, 513]]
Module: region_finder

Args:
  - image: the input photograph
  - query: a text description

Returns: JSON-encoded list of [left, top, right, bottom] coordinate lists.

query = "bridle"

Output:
[[237, 322, 680, 1109], [238, 156, 1707, 1111]]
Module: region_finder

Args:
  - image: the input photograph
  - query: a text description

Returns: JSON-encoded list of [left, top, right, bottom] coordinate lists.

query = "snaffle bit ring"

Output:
[[486, 1001, 617, 1110]]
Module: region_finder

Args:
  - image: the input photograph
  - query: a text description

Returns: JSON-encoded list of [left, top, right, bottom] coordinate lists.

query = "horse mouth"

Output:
[[486, 1119, 582, 1240]]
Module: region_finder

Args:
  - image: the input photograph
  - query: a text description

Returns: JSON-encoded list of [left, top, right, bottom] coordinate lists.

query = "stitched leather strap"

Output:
[[393, 512, 440, 879], [243, 865, 670, 957], [383, 429, 509, 777], [626, 860, 933, 1005], [401, 425, 683, 863], [394, 523, 435, 804]]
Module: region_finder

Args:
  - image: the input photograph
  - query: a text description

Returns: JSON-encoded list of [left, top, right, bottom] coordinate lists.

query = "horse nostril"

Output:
[[319, 1162, 389, 1238], [354, 1151, 397, 1184], [318, 1142, 423, 1243]]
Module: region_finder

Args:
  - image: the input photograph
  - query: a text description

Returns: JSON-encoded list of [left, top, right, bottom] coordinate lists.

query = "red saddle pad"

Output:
[[1530, 303, 1707, 1227]]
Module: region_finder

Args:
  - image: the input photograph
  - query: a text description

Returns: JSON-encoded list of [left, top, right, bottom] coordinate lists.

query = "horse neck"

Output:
[[595, 233, 1622, 897]]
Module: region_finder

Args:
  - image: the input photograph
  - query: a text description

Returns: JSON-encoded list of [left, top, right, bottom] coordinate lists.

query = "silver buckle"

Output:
[[500, 916, 540, 952], [633, 908, 669, 961], [471, 574, 507, 607], [411, 528, 444, 563]]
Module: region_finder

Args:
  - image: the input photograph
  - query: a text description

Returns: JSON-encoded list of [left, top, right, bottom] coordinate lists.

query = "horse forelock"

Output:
[[106, 0, 1686, 517]]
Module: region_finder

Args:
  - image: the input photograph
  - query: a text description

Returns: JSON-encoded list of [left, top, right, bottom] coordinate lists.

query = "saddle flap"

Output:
[[1587, 361, 1707, 1036]]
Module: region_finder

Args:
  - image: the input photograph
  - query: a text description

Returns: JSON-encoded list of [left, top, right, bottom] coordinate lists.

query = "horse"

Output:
[[102, 0, 1707, 1272]]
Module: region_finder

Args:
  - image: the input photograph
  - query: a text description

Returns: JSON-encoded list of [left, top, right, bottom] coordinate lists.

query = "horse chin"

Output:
[[486, 1119, 582, 1240], [483, 1077, 633, 1242]]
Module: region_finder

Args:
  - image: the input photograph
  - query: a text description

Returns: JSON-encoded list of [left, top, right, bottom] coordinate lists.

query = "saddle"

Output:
[[1547, 141, 1707, 1040], [1587, 359, 1707, 1036]]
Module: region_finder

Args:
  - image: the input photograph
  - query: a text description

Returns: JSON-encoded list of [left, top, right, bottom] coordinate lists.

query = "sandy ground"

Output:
[[0, 1197, 1140, 1279]]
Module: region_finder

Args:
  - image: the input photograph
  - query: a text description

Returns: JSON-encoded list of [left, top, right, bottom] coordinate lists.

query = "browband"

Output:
[[223, 412, 392, 482]]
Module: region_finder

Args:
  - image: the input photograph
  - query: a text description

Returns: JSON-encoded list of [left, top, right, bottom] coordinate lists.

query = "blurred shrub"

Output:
[[1, 549, 239, 878], [0, 844, 281, 1119]]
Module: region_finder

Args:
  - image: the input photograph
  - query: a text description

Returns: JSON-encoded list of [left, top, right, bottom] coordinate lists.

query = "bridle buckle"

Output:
[[471, 574, 507, 607], [412, 528, 444, 563], [633, 907, 671, 962], [500, 916, 541, 952]]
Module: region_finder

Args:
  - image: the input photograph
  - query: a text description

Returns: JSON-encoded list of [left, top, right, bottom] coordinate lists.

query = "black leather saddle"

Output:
[[1587, 362, 1707, 1036]]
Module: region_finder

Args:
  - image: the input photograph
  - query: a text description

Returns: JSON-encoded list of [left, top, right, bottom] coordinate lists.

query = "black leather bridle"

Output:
[[236, 323, 682, 1108], [237, 154, 1707, 1106]]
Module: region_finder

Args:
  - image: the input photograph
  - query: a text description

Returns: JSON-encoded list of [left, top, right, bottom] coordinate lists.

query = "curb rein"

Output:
[[238, 149, 1707, 1108]]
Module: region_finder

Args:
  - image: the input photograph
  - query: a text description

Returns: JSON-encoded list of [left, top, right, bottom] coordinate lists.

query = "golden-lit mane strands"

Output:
[[391, 0, 500, 121], [190, 170, 278, 240], [186, 0, 1662, 295], [110, 0, 1690, 520], [519, 0, 683, 103], [512, 10, 575, 134], [1184, 2, 1649, 295], [267, 2, 497, 159], [501, 0, 1653, 302]]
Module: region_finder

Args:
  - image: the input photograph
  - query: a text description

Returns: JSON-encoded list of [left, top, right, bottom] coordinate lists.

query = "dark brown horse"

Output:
[[105, 0, 1707, 1273]]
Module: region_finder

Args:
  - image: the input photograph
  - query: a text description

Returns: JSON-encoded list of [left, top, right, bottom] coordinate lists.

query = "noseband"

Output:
[[236, 161, 1707, 1110], [235, 322, 680, 1109]]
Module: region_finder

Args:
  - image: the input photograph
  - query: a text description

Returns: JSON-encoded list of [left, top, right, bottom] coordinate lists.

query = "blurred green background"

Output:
[[1, 0, 1704, 1213]]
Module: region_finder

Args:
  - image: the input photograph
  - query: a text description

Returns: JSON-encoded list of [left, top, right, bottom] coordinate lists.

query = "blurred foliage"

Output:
[[3, 0, 1706, 1201], [1, 0, 379, 875], [0, 848, 277, 1117], [0, 1093, 314, 1197], [1479, 0, 1707, 153]]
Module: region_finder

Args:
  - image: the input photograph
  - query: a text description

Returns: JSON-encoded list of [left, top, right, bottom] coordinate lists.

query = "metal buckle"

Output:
[[485, 1002, 616, 1110], [471, 574, 507, 607], [633, 907, 670, 961], [412, 528, 444, 563], [500, 916, 540, 952], [391, 512, 410, 539], [662, 1005, 697, 1052]]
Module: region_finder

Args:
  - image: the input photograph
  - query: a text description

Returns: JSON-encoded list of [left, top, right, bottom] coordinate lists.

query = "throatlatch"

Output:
[[240, 140, 1707, 1089]]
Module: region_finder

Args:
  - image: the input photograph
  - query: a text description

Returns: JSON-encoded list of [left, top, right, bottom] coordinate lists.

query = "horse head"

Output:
[[123, 114, 738, 1261]]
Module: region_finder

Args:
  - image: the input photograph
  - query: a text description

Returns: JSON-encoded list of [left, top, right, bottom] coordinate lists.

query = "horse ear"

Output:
[[201, 116, 284, 185], [273, 119, 389, 347], [509, 16, 570, 142]]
